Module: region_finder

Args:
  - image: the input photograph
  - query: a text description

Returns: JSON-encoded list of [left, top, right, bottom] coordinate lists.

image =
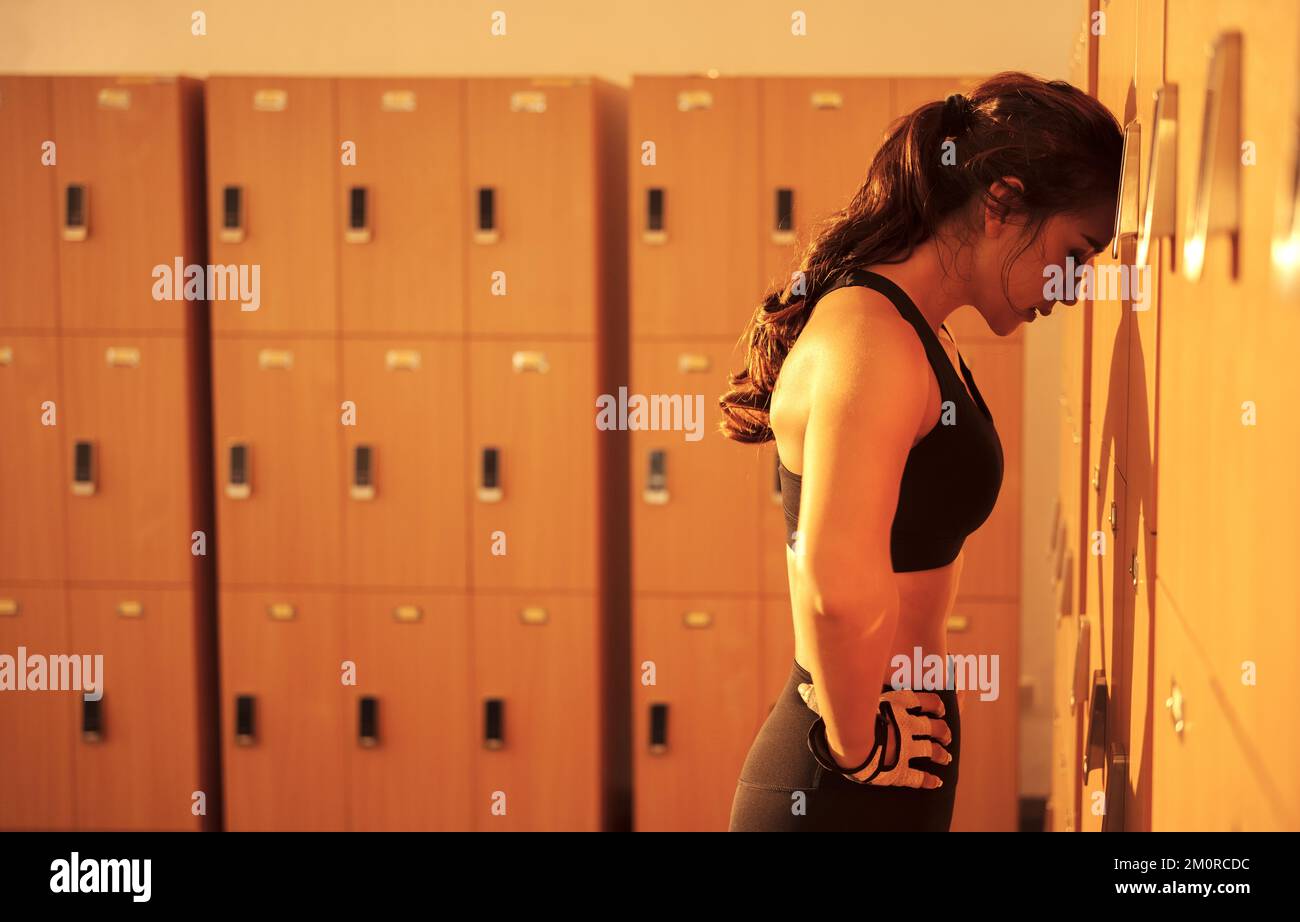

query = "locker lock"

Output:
[[63, 184, 88, 241], [71, 441, 96, 496], [649, 703, 669, 754], [226, 443, 251, 499], [350, 445, 375, 501], [477, 447, 503, 502], [345, 186, 371, 244], [1165, 679, 1185, 737], [483, 699, 505, 750], [1109, 501, 1118, 534], [474, 187, 498, 244], [772, 188, 796, 245], [220, 185, 244, 243], [235, 695, 256, 746], [82, 698, 104, 743], [643, 450, 668, 504], [643, 188, 666, 245], [358, 697, 379, 747]]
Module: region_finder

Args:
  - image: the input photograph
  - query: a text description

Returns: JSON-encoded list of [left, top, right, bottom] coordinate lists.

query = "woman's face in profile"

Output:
[[972, 198, 1116, 335]]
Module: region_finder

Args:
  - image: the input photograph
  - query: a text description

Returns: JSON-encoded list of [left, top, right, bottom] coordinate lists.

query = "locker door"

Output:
[[0, 337, 65, 582], [341, 339, 467, 589], [631, 340, 761, 595], [52, 78, 189, 333], [343, 591, 472, 831], [633, 595, 761, 832], [892, 76, 984, 120], [67, 587, 208, 830], [0, 587, 75, 830], [467, 341, 597, 591], [630, 77, 760, 339], [947, 600, 1019, 832], [945, 336, 1023, 599], [61, 336, 195, 584], [206, 77, 337, 334], [758, 78, 893, 292], [337, 78, 465, 335], [465, 79, 598, 337], [0, 77, 58, 332], [213, 338, 340, 586], [472, 592, 601, 831], [220, 589, 345, 831]]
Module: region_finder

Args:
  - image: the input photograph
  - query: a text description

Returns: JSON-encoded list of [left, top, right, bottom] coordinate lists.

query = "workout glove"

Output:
[[798, 681, 953, 789]]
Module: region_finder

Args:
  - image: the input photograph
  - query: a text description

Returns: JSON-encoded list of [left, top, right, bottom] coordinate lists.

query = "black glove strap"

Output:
[[806, 703, 891, 780]]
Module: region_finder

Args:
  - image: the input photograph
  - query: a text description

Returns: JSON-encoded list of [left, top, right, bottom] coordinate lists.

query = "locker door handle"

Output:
[[1165, 678, 1185, 737], [643, 188, 666, 244], [1083, 669, 1107, 777], [772, 188, 796, 244], [82, 697, 103, 742], [350, 445, 375, 501], [1101, 743, 1128, 832], [358, 697, 379, 747], [71, 440, 96, 496], [1184, 31, 1242, 282], [63, 184, 88, 241], [474, 187, 498, 244], [1109, 120, 1141, 258], [649, 703, 669, 753], [1070, 617, 1090, 713], [477, 447, 502, 502], [235, 695, 256, 745], [483, 698, 504, 749], [220, 185, 245, 243], [643, 450, 668, 504], [226, 443, 251, 499], [1137, 85, 1179, 270], [345, 186, 371, 243]]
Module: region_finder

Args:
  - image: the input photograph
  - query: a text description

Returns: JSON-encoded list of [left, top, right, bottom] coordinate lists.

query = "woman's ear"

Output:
[[982, 176, 1027, 237]]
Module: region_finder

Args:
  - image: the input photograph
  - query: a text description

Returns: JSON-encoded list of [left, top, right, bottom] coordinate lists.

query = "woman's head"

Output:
[[720, 71, 1124, 443]]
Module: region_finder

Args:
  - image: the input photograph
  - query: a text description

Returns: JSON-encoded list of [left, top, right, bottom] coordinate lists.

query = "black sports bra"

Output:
[[776, 268, 1004, 572]]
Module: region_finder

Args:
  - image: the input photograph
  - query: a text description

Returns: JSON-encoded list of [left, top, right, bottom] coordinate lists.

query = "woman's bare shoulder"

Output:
[[792, 284, 928, 390]]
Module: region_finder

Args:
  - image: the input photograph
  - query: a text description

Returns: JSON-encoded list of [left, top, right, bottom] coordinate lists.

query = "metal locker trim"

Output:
[[946, 613, 969, 632], [97, 87, 131, 110], [257, 349, 293, 370], [1110, 120, 1141, 258], [676, 353, 710, 374], [677, 90, 713, 112], [509, 90, 547, 114], [1138, 85, 1178, 269], [0, 599, 17, 617], [511, 350, 549, 374], [809, 90, 844, 110], [252, 89, 288, 112], [0, 346, 11, 365], [1184, 31, 1242, 281], [267, 602, 296, 621], [519, 607, 549, 625], [682, 610, 712, 629], [116, 600, 143, 618], [385, 349, 422, 371], [380, 90, 417, 112], [104, 346, 140, 368], [392, 605, 423, 623]]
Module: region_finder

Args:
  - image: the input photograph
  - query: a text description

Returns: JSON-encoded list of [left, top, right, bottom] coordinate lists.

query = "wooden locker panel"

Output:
[[892, 76, 984, 120], [947, 599, 1018, 831], [467, 340, 597, 591], [206, 77, 337, 334], [471, 591, 602, 831], [0, 586, 75, 830], [61, 335, 196, 584], [341, 339, 467, 590], [67, 587, 207, 831], [1048, 611, 1084, 831], [633, 594, 761, 832], [52, 78, 191, 333], [632, 339, 760, 595], [629, 76, 761, 339], [758, 78, 893, 291], [465, 78, 598, 337], [759, 595, 795, 721], [219, 589, 345, 831], [212, 338, 341, 586], [0, 336, 65, 582], [337, 78, 466, 336], [343, 590, 472, 831], [0, 77, 58, 332], [948, 337, 1022, 600]]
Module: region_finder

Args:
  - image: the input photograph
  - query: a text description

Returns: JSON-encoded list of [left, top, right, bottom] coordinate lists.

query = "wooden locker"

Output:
[[465, 78, 601, 337], [337, 78, 466, 336], [212, 338, 341, 586], [467, 341, 598, 591], [219, 589, 346, 831], [632, 595, 761, 832], [629, 76, 761, 339], [52, 78, 198, 334], [757, 78, 893, 292], [0, 77, 58, 332], [340, 339, 467, 590], [947, 599, 1019, 831], [343, 590, 472, 831], [471, 591, 602, 831], [892, 76, 984, 121], [631, 339, 761, 595], [206, 77, 337, 334], [0, 586, 75, 830], [66, 586, 213, 831], [60, 336, 197, 584], [0, 337, 65, 582]]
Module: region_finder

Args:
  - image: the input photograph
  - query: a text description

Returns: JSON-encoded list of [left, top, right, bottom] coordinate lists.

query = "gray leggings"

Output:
[[728, 659, 961, 831]]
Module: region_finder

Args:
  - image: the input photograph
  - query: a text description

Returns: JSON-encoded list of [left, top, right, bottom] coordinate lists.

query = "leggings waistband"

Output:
[[791, 658, 963, 694]]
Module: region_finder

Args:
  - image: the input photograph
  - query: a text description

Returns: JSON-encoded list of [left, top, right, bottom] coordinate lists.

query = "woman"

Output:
[[720, 72, 1122, 831]]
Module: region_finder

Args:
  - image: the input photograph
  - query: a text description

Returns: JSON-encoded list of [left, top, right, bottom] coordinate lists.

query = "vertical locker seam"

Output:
[[461, 77, 477, 823]]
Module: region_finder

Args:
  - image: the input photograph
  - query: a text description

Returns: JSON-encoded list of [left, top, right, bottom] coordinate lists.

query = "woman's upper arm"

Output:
[[795, 291, 931, 610]]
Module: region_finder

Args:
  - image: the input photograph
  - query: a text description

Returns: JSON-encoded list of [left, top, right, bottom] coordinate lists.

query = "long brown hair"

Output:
[[719, 71, 1123, 443]]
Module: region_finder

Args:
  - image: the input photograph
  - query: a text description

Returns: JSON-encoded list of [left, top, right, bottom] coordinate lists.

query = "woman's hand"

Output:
[[799, 682, 953, 789]]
